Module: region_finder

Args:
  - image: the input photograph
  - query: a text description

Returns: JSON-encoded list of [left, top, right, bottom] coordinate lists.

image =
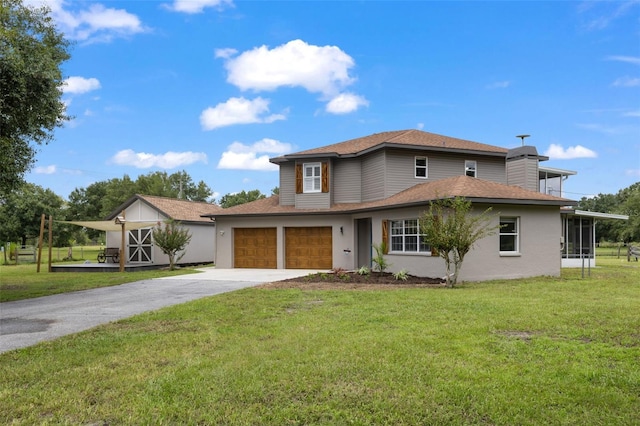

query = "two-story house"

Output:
[[208, 129, 580, 281]]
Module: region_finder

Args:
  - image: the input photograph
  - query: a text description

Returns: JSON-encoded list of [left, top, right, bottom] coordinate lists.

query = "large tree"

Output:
[[0, 182, 65, 246], [0, 0, 71, 196], [420, 197, 499, 287]]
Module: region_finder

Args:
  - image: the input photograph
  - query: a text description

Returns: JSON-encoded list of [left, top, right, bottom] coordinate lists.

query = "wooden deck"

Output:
[[50, 263, 166, 273]]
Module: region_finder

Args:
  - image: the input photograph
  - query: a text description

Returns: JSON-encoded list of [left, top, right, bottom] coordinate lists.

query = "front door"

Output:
[[356, 218, 372, 268], [128, 228, 153, 263]]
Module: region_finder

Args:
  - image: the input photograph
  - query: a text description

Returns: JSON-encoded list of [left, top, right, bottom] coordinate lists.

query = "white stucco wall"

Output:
[[215, 215, 353, 270], [368, 204, 562, 281], [217, 203, 562, 281]]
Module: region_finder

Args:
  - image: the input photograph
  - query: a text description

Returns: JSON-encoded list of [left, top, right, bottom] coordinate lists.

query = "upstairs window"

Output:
[[390, 219, 431, 253], [303, 163, 322, 193], [499, 217, 519, 254], [465, 160, 477, 178], [415, 156, 428, 178]]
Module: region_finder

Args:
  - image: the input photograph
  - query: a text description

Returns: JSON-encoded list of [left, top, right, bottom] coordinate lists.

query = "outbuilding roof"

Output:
[[106, 194, 221, 223], [271, 129, 509, 163], [205, 176, 575, 218]]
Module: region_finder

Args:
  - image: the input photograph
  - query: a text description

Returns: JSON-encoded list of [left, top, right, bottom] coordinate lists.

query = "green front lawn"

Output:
[[1, 258, 638, 425]]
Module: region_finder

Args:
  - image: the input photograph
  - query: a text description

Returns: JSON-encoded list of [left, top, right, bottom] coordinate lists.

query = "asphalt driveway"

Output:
[[0, 268, 318, 354]]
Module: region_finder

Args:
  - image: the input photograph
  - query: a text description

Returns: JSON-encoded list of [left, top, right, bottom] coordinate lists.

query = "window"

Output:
[[390, 219, 430, 253], [499, 217, 519, 253], [303, 163, 321, 193], [415, 156, 428, 178], [465, 160, 477, 178]]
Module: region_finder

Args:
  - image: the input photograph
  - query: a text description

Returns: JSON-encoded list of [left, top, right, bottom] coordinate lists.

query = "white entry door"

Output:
[[128, 228, 153, 263]]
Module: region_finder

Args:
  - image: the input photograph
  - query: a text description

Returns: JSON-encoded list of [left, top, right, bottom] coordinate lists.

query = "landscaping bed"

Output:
[[259, 270, 445, 290]]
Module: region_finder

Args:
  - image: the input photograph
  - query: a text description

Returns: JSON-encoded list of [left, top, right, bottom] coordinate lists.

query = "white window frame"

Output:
[[499, 217, 520, 256], [303, 162, 322, 193], [415, 156, 428, 179], [390, 219, 431, 254], [465, 160, 477, 178]]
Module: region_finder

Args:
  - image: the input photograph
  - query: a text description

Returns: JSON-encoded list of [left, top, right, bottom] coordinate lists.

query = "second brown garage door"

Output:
[[234, 228, 277, 268], [285, 227, 333, 269]]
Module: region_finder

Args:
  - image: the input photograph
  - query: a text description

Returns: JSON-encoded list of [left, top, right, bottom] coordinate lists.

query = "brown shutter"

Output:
[[295, 164, 303, 194], [381, 220, 389, 254], [321, 162, 329, 193]]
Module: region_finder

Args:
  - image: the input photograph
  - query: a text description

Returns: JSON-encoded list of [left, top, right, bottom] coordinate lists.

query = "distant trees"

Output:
[[218, 189, 266, 208], [0, 182, 67, 246], [577, 182, 640, 243], [66, 170, 214, 220], [0, 0, 71, 196]]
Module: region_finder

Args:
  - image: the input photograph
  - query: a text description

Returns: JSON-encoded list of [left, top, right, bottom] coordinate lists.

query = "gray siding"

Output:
[[385, 150, 508, 197], [279, 162, 295, 206], [386, 151, 422, 195], [333, 158, 362, 203], [295, 192, 331, 209], [362, 151, 386, 201], [507, 158, 539, 192]]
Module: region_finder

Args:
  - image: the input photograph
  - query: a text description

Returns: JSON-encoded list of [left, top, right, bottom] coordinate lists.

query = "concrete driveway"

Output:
[[0, 268, 318, 354]]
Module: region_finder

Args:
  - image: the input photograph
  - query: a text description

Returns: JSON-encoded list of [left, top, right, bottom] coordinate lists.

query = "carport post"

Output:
[[115, 210, 126, 273]]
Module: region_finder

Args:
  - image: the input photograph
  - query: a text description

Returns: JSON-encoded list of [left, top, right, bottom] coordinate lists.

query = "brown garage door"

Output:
[[234, 228, 277, 268], [285, 227, 333, 269]]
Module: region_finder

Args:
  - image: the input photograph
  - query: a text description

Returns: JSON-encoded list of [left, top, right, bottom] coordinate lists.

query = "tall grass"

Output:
[[1, 258, 638, 425]]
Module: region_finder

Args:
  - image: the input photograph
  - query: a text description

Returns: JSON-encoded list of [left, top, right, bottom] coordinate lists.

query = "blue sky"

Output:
[[25, 0, 640, 202]]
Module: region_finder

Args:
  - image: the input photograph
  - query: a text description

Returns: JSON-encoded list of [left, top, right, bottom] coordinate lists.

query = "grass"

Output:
[[0, 262, 203, 303], [1, 258, 638, 424]]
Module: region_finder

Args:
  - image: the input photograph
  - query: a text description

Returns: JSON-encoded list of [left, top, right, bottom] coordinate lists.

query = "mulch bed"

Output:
[[257, 271, 446, 290]]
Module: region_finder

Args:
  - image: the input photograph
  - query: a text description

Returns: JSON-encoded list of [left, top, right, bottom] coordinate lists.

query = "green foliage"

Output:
[[420, 197, 499, 287], [218, 189, 266, 208], [65, 170, 214, 220], [371, 241, 390, 273], [152, 220, 192, 270], [393, 269, 409, 281], [0, 0, 71, 196], [357, 265, 371, 276], [577, 182, 640, 243], [0, 182, 66, 246]]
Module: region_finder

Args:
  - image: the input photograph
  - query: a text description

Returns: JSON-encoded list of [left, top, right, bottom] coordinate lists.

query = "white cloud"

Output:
[[606, 55, 640, 65], [625, 169, 640, 177], [200, 97, 286, 130], [110, 150, 208, 169], [217, 138, 293, 171], [416, 123, 425, 130], [612, 76, 640, 87], [544, 144, 598, 160], [221, 39, 358, 95], [165, 0, 233, 14], [325, 93, 369, 114], [34, 165, 57, 174], [63, 76, 101, 94], [486, 80, 511, 89], [624, 110, 640, 117], [28, 0, 146, 43]]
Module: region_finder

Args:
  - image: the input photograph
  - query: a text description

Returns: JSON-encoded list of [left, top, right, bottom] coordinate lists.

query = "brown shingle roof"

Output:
[[207, 176, 575, 218], [107, 195, 221, 222], [272, 129, 508, 162]]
